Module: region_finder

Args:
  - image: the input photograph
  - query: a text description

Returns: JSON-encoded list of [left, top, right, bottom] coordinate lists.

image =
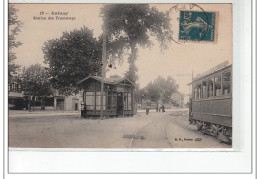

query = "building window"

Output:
[[128, 93, 132, 110], [215, 75, 222, 96], [208, 78, 214, 97], [96, 92, 106, 110], [45, 97, 54, 106], [107, 95, 112, 110], [202, 81, 207, 98], [107, 92, 117, 111], [86, 92, 95, 110], [112, 95, 117, 110], [223, 71, 231, 95], [124, 93, 127, 110], [8, 83, 20, 92]]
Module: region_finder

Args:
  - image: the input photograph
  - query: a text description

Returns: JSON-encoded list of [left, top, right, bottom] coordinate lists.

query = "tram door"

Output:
[[117, 93, 123, 116]]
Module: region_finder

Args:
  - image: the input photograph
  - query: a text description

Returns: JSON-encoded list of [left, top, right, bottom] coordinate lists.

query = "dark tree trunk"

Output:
[[126, 44, 138, 83], [28, 99, 31, 112]]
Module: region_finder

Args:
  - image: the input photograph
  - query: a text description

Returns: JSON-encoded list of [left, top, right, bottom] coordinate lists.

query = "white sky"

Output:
[[12, 3, 232, 94]]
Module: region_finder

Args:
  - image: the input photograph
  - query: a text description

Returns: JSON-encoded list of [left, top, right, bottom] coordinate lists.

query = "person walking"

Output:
[[146, 106, 150, 115]]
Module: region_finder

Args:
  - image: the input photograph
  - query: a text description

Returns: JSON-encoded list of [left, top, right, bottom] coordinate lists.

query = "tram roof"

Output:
[[188, 64, 232, 85]]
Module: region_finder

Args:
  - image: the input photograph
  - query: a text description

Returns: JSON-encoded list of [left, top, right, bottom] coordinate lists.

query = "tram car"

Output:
[[189, 62, 232, 143]]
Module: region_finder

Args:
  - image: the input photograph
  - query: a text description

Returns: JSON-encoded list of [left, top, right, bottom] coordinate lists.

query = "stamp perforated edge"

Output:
[[177, 10, 219, 44]]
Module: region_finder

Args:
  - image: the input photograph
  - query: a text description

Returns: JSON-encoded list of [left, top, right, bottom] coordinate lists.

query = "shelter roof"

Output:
[[77, 75, 135, 86]]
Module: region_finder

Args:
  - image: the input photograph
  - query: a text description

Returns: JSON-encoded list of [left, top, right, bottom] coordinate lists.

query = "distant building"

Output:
[[8, 82, 25, 110], [52, 91, 82, 111], [8, 82, 82, 111], [170, 92, 190, 108]]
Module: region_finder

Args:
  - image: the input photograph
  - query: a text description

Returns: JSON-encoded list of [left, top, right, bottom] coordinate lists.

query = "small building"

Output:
[[170, 92, 184, 108], [8, 82, 25, 110], [78, 76, 135, 118], [52, 92, 82, 111]]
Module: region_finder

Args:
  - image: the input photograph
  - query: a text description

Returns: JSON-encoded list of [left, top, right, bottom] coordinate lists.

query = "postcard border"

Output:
[[2, 0, 256, 177]]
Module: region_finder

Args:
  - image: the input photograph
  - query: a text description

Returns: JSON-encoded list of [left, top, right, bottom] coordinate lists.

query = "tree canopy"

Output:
[[20, 64, 53, 98], [8, 5, 23, 78], [138, 76, 178, 104], [42, 27, 102, 95], [156, 76, 179, 104], [101, 4, 172, 83]]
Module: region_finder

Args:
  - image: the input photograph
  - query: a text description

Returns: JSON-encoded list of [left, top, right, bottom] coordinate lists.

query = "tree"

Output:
[[101, 4, 172, 83], [145, 82, 161, 102], [140, 76, 178, 104], [157, 76, 179, 104], [42, 27, 102, 95], [8, 5, 23, 78], [20, 64, 53, 110]]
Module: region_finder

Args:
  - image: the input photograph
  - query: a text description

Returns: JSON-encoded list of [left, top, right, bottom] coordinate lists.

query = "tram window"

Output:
[[215, 75, 222, 96], [194, 84, 198, 99], [208, 78, 213, 97], [223, 71, 231, 95], [197, 84, 201, 99], [202, 81, 207, 98]]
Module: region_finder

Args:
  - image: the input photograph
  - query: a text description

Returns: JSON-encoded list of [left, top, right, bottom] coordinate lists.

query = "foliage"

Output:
[[157, 76, 179, 104], [101, 4, 172, 83], [8, 5, 23, 78], [42, 27, 102, 95], [145, 82, 161, 102], [139, 76, 178, 104], [20, 64, 53, 98]]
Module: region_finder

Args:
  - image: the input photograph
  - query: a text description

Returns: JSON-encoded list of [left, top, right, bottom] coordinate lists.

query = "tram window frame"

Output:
[[222, 70, 231, 96], [197, 83, 202, 99], [193, 84, 197, 100], [214, 74, 222, 97], [193, 83, 202, 100], [207, 78, 214, 98], [202, 81, 207, 98]]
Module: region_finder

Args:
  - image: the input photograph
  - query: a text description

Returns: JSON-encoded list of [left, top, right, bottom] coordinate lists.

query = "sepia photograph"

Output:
[[8, 3, 233, 149]]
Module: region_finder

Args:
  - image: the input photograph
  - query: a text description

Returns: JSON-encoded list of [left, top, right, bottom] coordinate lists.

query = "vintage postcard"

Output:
[[8, 3, 232, 150]]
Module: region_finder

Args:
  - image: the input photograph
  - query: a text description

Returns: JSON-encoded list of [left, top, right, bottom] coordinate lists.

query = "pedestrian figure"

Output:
[[162, 105, 165, 112], [146, 106, 150, 115]]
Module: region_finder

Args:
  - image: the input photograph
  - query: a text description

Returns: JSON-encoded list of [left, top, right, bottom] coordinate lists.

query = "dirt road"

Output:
[[130, 110, 231, 148], [9, 109, 230, 148]]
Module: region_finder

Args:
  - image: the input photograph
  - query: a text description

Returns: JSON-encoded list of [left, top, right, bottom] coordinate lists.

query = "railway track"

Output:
[[128, 113, 174, 148]]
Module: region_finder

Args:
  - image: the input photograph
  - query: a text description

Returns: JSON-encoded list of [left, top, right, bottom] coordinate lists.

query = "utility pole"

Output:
[[100, 27, 106, 120]]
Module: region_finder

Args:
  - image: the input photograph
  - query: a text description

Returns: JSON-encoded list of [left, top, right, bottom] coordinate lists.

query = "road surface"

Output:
[[131, 110, 231, 148], [8, 109, 231, 148]]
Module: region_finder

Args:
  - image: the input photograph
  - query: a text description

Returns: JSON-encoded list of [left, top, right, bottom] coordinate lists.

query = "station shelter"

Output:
[[78, 76, 135, 118]]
